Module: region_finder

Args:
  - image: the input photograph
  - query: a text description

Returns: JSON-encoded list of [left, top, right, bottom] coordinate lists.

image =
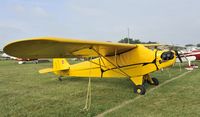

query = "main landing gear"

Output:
[[147, 77, 159, 86], [130, 74, 159, 95]]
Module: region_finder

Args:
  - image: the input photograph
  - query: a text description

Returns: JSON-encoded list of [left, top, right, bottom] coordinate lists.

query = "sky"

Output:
[[0, 0, 200, 49]]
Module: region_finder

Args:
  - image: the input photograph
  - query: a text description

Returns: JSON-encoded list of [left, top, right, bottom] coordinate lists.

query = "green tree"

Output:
[[185, 44, 194, 47], [118, 38, 142, 44], [196, 43, 200, 47], [118, 38, 157, 44], [145, 41, 157, 44]]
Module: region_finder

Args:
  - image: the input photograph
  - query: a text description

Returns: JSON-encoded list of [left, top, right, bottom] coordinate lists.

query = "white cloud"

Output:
[[32, 6, 48, 17], [13, 4, 25, 13], [12, 4, 48, 17], [1, 0, 200, 47], [0, 25, 26, 48], [70, 4, 105, 17]]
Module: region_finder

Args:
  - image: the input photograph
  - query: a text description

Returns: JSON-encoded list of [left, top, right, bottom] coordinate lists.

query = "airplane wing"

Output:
[[142, 44, 186, 51], [142, 44, 161, 47], [3, 37, 137, 58], [158, 44, 186, 50]]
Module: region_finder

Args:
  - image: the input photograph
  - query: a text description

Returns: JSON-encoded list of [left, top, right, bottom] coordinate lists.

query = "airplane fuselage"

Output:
[[55, 45, 176, 79]]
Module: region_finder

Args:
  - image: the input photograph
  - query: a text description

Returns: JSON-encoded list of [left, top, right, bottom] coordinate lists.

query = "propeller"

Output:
[[166, 44, 183, 63], [174, 50, 183, 63]]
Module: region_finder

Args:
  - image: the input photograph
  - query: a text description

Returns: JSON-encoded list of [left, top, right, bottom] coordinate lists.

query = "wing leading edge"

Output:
[[3, 37, 137, 58]]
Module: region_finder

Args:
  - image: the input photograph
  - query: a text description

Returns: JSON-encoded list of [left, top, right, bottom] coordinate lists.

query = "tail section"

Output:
[[53, 58, 70, 71], [39, 58, 70, 75]]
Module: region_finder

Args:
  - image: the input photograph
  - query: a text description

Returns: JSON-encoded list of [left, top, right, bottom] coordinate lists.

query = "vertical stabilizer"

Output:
[[53, 58, 70, 71]]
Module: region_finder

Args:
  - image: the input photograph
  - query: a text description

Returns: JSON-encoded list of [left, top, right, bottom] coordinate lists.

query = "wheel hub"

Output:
[[137, 89, 141, 93]]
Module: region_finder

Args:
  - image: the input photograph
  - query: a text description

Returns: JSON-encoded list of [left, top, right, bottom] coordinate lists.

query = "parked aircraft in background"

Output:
[[179, 46, 200, 60], [1, 53, 38, 64], [175, 46, 199, 70], [1, 53, 17, 60]]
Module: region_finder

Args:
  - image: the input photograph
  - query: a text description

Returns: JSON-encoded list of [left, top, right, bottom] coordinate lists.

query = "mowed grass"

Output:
[[106, 64, 200, 117], [0, 60, 199, 117]]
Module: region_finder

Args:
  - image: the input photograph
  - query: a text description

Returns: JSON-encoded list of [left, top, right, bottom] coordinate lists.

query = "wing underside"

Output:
[[3, 37, 137, 58]]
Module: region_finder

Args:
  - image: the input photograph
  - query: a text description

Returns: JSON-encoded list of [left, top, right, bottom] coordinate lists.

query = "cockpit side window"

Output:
[[161, 51, 174, 61]]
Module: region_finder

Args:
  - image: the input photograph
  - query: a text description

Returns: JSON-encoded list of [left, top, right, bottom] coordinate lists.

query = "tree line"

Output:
[[185, 44, 200, 47], [118, 37, 157, 44], [119, 38, 200, 47]]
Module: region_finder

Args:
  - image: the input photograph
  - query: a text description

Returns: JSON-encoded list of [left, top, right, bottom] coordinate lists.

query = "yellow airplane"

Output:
[[3, 37, 178, 95]]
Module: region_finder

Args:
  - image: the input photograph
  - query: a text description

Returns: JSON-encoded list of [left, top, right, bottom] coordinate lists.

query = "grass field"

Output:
[[0, 60, 199, 117]]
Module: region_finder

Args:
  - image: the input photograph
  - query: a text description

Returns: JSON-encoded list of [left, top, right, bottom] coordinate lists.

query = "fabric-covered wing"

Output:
[[3, 37, 137, 58]]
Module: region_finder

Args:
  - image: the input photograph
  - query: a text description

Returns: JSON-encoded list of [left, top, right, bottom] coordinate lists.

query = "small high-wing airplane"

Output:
[[3, 37, 178, 95]]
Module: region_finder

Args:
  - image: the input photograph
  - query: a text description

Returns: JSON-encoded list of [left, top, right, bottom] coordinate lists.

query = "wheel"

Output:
[[58, 76, 63, 81], [152, 78, 159, 86], [148, 77, 159, 86], [134, 85, 146, 95]]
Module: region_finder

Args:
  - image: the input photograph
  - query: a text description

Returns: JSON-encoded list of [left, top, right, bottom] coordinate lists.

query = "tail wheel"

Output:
[[58, 76, 63, 81], [148, 77, 159, 86], [134, 85, 146, 95]]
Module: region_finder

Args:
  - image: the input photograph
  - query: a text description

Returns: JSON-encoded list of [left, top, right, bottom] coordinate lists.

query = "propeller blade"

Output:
[[175, 50, 182, 63]]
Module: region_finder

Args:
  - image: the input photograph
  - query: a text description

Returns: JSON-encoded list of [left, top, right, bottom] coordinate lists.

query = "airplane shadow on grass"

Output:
[[43, 76, 134, 90]]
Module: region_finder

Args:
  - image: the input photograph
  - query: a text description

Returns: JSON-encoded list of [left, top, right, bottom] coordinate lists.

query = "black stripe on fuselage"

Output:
[[88, 56, 158, 77], [103, 60, 156, 72]]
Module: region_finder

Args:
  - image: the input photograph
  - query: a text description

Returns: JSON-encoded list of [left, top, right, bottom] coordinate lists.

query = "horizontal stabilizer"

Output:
[[39, 68, 54, 74]]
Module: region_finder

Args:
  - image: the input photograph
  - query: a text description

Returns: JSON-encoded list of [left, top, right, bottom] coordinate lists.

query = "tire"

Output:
[[152, 78, 159, 86], [147, 77, 159, 86], [134, 85, 146, 95]]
